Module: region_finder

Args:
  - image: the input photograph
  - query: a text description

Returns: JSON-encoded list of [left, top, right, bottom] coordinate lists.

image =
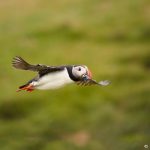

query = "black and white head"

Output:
[[71, 65, 110, 86], [71, 65, 92, 81]]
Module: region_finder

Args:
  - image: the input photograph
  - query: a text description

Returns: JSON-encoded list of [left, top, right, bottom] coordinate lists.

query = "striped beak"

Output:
[[81, 66, 92, 80], [87, 69, 92, 79], [82, 69, 92, 80]]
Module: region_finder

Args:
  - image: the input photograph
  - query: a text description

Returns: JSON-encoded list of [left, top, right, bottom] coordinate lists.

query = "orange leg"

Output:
[[17, 84, 34, 92]]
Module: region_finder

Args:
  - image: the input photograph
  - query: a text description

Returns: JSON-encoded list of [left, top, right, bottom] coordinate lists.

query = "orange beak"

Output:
[[87, 69, 92, 79]]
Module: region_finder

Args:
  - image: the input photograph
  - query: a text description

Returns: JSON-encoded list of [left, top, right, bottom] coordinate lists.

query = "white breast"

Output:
[[34, 68, 73, 90]]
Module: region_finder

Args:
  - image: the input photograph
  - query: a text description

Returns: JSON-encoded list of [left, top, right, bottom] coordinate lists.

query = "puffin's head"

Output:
[[72, 65, 92, 80]]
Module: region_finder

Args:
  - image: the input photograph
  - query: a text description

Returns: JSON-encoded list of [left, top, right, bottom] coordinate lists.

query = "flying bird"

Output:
[[12, 56, 110, 92]]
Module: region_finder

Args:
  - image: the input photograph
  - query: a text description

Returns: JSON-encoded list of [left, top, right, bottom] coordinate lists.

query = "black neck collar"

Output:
[[66, 66, 80, 82]]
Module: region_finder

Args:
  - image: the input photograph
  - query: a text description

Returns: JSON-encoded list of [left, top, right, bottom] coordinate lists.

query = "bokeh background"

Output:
[[0, 0, 150, 150]]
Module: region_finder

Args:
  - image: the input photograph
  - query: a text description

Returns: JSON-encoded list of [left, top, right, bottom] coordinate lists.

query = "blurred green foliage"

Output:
[[0, 0, 150, 150]]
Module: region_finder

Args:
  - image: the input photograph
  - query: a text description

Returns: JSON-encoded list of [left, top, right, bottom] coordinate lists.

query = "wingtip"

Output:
[[98, 80, 111, 86], [12, 56, 30, 70], [12, 56, 22, 67]]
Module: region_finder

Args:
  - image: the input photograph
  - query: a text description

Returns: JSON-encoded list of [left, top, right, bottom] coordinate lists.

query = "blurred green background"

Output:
[[0, 0, 150, 150]]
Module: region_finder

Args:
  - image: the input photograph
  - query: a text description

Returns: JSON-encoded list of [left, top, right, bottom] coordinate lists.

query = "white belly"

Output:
[[34, 69, 73, 90]]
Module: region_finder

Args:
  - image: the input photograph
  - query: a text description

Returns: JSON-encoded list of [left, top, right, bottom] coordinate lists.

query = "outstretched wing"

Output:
[[76, 79, 110, 86], [12, 56, 64, 76]]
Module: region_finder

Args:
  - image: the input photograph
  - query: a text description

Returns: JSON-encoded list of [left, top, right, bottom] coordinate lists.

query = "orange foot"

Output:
[[17, 84, 34, 92]]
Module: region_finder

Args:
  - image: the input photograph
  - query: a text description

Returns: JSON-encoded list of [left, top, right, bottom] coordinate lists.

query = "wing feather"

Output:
[[76, 79, 110, 86], [12, 56, 65, 76]]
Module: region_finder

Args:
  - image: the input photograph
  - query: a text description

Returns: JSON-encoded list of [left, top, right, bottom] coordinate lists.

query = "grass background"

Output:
[[0, 0, 150, 149]]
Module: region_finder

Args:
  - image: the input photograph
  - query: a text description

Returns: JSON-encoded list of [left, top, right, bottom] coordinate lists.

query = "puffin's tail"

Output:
[[17, 83, 34, 92]]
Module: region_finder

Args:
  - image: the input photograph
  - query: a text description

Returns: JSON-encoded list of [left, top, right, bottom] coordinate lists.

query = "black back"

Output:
[[39, 66, 65, 77]]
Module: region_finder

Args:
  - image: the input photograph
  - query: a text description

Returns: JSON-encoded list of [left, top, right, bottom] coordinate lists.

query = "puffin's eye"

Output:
[[78, 68, 81, 71]]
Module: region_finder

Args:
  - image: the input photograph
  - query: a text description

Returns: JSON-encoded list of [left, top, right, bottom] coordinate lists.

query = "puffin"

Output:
[[12, 56, 110, 92]]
